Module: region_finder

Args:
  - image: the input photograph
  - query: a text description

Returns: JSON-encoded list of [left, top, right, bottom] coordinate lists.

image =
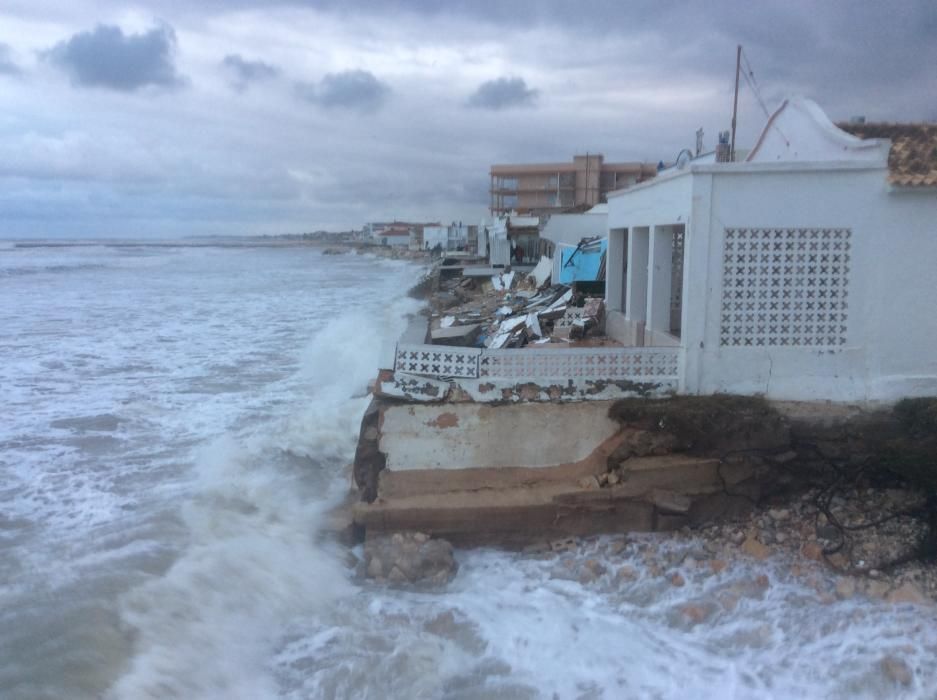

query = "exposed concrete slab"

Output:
[[379, 401, 620, 471], [353, 484, 655, 546], [378, 430, 626, 499]]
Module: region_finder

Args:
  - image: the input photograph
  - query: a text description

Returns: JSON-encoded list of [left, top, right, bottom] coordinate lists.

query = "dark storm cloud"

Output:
[[46, 24, 183, 91], [295, 70, 390, 113], [0, 43, 21, 75], [467, 77, 538, 110], [222, 54, 280, 91]]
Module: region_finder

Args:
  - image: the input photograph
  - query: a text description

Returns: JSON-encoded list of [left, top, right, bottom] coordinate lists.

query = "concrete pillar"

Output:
[[647, 225, 674, 334], [626, 227, 649, 322], [606, 228, 627, 312]]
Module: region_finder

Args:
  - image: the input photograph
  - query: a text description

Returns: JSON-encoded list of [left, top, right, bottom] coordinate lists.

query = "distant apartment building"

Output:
[[489, 154, 657, 216]]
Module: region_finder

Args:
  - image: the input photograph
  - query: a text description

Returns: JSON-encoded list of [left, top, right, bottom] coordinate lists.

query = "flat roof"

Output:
[[491, 162, 650, 174]]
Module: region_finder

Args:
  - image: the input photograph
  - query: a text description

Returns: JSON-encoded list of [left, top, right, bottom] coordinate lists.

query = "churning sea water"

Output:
[[1, 241, 936, 700]]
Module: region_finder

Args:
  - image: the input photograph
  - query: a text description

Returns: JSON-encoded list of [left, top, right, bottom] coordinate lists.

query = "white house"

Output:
[[605, 97, 937, 402]]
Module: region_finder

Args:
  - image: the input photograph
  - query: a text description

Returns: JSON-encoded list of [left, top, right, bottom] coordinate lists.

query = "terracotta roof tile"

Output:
[[838, 122, 937, 187]]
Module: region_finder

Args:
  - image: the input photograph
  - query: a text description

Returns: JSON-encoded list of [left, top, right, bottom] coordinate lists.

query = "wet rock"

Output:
[[887, 582, 928, 605], [740, 536, 770, 560], [801, 541, 823, 561], [768, 508, 790, 522], [709, 559, 728, 574], [578, 476, 600, 490], [550, 537, 578, 553], [834, 577, 856, 599], [423, 611, 487, 654], [670, 572, 686, 587], [616, 565, 637, 582], [367, 556, 383, 578], [865, 580, 891, 599], [679, 603, 712, 624], [579, 559, 607, 584], [816, 524, 840, 540], [880, 655, 913, 686], [363, 532, 458, 586]]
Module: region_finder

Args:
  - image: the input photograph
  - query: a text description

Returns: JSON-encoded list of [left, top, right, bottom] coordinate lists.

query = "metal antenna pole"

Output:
[[731, 44, 741, 161]]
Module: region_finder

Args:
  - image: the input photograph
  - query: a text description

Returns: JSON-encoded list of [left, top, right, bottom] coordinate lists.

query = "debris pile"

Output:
[[428, 257, 609, 349]]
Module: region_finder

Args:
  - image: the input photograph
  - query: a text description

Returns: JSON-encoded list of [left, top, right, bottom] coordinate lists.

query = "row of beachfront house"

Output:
[[383, 97, 937, 405]]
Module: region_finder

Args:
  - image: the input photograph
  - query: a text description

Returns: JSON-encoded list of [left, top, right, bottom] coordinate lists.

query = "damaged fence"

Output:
[[393, 343, 680, 385]]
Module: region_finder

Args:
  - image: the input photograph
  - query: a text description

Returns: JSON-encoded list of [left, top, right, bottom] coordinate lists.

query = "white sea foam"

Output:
[[107, 437, 351, 700]]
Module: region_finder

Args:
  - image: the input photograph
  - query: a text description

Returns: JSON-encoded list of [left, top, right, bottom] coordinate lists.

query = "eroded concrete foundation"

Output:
[[350, 395, 809, 545]]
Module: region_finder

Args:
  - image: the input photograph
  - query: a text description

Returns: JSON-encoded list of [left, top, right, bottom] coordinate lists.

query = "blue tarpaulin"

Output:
[[558, 238, 607, 284]]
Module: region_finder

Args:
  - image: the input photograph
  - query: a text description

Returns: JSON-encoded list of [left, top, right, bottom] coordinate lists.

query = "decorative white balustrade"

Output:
[[394, 343, 680, 384], [394, 344, 481, 378]]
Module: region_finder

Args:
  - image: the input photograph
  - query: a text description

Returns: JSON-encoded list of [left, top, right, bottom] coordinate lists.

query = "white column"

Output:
[[606, 228, 626, 312], [646, 225, 674, 335], [625, 227, 649, 322]]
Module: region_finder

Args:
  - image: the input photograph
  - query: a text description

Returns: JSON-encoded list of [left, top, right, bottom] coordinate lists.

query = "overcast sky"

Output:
[[1, 1, 935, 238]]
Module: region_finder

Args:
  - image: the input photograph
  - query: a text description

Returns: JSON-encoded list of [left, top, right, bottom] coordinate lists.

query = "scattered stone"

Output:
[[816, 524, 840, 540], [578, 476, 600, 490], [865, 580, 891, 599], [835, 577, 856, 599], [887, 582, 928, 605], [801, 542, 823, 561], [579, 559, 607, 584], [740, 536, 771, 560], [679, 604, 705, 623], [616, 565, 637, 581], [709, 559, 728, 574], [670, 573, 686, 587], [652, 489, 691, 514], [387, 566, 408, 583], [550, 537, 578, 553], [768, 508, 790, 521], [367, 556, 383, 578], [880, 655, 913, 686]]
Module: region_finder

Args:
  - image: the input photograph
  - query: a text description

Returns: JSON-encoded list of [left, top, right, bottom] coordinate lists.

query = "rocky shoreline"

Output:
[[352, 480, 936, 604]]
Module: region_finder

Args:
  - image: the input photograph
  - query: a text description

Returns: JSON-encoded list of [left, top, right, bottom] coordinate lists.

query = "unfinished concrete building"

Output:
[[489, 154, 657, 216]]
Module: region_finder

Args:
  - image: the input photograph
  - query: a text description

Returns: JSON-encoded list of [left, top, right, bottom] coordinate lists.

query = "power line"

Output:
[[740, 47, 790, 148]]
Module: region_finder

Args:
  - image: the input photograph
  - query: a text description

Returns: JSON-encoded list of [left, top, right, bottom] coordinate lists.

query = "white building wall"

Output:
[[607, 161, 937, 403], [688, 164, 937, 402]]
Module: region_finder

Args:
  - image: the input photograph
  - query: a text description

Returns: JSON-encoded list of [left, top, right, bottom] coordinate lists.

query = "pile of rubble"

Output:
[[357, 531, 458, 587], [429, 261, 608, 349]]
